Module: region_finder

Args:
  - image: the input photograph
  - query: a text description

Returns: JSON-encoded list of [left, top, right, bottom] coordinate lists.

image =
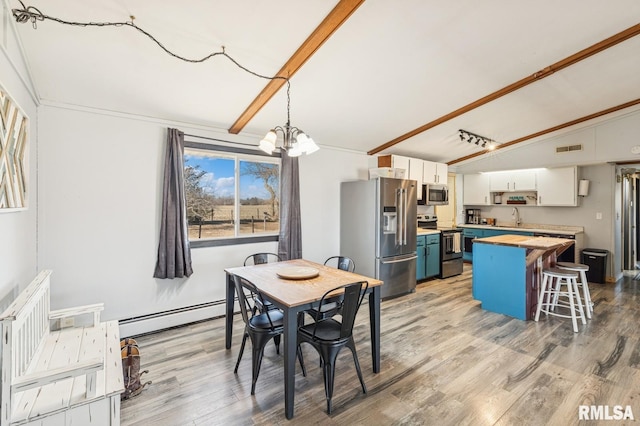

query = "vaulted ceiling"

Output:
[[9, 0, 640, 166]]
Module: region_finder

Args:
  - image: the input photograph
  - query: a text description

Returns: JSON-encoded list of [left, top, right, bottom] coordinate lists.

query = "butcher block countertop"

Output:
[[417, 229, 441, 236], [474, 234, 574, 267], [474, 234, 574, 249]]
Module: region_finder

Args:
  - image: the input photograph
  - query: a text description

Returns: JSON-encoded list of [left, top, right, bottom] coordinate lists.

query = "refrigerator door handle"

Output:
[[381, 255, 418, 264], [395, 189, 401, 246], [403, 188, 408, 245], [397, 188, 403, 246]]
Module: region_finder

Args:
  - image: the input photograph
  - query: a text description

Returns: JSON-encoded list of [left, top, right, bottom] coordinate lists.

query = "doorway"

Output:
[[621, 168, 639, 271]]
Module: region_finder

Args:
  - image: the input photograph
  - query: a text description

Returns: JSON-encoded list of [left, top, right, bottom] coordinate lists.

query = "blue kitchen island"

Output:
[[472, 234, 575, 320]]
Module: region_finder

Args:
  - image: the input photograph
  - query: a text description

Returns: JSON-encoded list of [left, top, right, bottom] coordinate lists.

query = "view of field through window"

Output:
[[184, 148, 280, 240]]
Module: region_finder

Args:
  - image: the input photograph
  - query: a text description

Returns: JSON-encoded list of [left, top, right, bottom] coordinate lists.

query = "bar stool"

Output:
[[556, 262, 593, 319], [535, 267, 586, 333]]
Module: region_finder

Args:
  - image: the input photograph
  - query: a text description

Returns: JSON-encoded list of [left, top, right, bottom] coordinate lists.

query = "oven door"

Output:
[[442, 231, 462, 260]]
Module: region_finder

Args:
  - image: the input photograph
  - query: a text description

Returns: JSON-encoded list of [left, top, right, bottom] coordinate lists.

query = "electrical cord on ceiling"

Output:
[[12, 1, 314, 152], [11, 1, 290, 91]]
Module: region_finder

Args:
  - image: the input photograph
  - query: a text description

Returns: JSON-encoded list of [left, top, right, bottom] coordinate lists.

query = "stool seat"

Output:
[[556, 262, 589, 271], [543, 267, 579, 278]]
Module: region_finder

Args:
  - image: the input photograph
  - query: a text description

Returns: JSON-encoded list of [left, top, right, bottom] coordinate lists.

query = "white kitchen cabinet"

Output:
[[408, 158, 424, 183], [536, 166, 577, 206], [423, 161, 448, 184], [489, 170, 536, 192], [378, 154, 423, 200], [463, 173, 491, 205], [379, 154, 410, 174]]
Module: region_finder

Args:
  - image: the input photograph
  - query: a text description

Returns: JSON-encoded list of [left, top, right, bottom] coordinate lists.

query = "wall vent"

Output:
[[556, 144, 582, 153]]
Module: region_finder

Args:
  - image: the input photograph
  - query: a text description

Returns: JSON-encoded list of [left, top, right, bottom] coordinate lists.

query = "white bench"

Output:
[[0, 270, 123, 426]]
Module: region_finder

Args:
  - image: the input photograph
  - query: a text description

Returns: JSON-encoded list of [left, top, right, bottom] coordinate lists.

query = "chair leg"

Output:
[[322, 359, 335, 414], [319, 345, 342, 414], [250, 342, 266, 395], [297, 344, 307, 377], [274, 335, 281, 355], [234, 331, 249, 373], [347, 338, 367, 394]]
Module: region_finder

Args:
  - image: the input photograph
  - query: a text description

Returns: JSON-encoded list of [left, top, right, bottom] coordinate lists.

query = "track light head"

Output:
[[459, 129, 497, 151]]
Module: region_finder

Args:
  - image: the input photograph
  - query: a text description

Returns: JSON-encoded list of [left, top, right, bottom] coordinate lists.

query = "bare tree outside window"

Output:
[[184, 148, 280, 241]]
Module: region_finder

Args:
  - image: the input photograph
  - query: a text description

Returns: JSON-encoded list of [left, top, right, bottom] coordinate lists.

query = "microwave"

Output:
[[419, 184, 449, 205]]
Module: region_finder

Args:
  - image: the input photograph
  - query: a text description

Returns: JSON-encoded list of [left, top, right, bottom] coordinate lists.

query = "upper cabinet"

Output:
[[463, 166, 579, 207], [463, 174, 491, 205], [423, 161, 448, 184], [536, 166, 577, 206], [408, 158, 424, 186], [489, 170, 536, 192], [378, 155, 449, 200], [379, 154, 410, 174]]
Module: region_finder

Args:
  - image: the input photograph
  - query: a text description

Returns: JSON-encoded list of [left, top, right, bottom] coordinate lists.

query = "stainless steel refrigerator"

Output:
[[340, 177, 417, 299]]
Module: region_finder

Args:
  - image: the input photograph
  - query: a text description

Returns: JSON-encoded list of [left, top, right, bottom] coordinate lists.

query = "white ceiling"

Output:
[[9, 0, 640, 165]]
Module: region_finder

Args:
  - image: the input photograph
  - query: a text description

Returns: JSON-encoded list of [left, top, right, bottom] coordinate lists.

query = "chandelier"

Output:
[[12, 2, 319, 157], [458, 129, 497, 150], [259, 83, 319, 157]]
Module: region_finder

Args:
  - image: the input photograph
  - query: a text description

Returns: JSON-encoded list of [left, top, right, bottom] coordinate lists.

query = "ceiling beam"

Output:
[[447, 98, 640, 166], [228, 0, 365, 134], [368, 22, 640, 155]]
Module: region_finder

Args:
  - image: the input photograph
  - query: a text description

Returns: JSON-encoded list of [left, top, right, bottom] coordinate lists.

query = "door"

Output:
[[378, 178, 417, 258], [377, 254, 417, 299]]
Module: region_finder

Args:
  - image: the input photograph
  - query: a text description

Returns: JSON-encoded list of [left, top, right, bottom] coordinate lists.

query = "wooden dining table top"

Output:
[[225, 259, 383, 308]]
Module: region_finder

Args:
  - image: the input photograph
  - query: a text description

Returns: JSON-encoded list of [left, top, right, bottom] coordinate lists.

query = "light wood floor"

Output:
[[120, 265, 640, 425]]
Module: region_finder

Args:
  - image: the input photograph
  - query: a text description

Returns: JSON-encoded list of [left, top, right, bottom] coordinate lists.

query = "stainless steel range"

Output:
[[440, 228, 463, 278]]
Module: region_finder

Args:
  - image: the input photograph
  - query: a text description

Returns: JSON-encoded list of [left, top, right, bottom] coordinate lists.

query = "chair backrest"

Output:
[[312, 281, 368, 339], [232, 275, 278, 329], [244, 252, 282, 266], [324, 256, 355, 273]]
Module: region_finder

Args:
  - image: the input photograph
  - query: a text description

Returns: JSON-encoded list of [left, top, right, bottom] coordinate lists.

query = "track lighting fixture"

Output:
[[458, 129, 497, 150]]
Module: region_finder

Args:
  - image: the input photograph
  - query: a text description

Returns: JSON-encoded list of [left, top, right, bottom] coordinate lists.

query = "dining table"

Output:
[[224, 258, 383, 419]]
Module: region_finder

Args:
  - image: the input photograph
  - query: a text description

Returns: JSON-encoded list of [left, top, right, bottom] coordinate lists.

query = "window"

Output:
[[184, 142, 280, 247]]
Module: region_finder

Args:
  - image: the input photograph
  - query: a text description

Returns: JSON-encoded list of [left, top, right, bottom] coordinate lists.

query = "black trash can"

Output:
[[581, 248, 608, 284]]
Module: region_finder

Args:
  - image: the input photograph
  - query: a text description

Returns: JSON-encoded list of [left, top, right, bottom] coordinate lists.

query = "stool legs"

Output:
[[578, 270, 593, 319], [535, 270, 586, 333]]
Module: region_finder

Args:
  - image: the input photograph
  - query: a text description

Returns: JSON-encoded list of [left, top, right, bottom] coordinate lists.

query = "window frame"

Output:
[[184, 141, 281, 248]]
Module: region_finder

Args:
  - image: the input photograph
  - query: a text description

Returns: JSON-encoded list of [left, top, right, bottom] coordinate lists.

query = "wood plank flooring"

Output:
[[120, 265, 640, 425]]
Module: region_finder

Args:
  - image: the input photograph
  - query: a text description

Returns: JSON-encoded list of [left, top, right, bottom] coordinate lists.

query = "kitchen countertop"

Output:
[[417, 229, 441, 236], [473, 234, 575, 250], [458, 223, 583, 235]]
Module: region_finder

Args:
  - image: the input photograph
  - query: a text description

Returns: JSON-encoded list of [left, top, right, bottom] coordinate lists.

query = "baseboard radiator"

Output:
[[119, 300, 228, 337]]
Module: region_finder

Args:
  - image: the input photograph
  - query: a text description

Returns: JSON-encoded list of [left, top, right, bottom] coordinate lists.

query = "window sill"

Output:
[[190, 234, 279, 248]]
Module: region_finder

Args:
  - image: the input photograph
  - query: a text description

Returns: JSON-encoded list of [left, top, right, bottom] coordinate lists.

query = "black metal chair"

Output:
[[302, 256, 355, 321], [243, 252, 282, 314], [243, 252, 282, 266], [297, 281, 369, 414], [232, 275, 305, 394], [323, 255, 356, 273]]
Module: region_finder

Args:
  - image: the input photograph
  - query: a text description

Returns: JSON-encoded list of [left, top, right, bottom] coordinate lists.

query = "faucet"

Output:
[[512, 207, 522, 227]]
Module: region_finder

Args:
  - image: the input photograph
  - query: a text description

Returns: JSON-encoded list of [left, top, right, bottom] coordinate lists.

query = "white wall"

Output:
[[0, 4, 38, 309], [37, 104, 370, 334]]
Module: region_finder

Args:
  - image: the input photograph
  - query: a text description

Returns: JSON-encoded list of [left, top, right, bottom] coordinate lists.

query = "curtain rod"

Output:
[[183, 132, 259, 148]]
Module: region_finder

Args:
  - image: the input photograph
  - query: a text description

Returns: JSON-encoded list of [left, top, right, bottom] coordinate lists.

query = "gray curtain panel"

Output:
[[278, 154, 303, 260], [153, 128, 193, 278]]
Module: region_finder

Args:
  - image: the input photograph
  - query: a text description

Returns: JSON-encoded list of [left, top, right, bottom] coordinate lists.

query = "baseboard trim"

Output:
[[119, 301, 227, 337]]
